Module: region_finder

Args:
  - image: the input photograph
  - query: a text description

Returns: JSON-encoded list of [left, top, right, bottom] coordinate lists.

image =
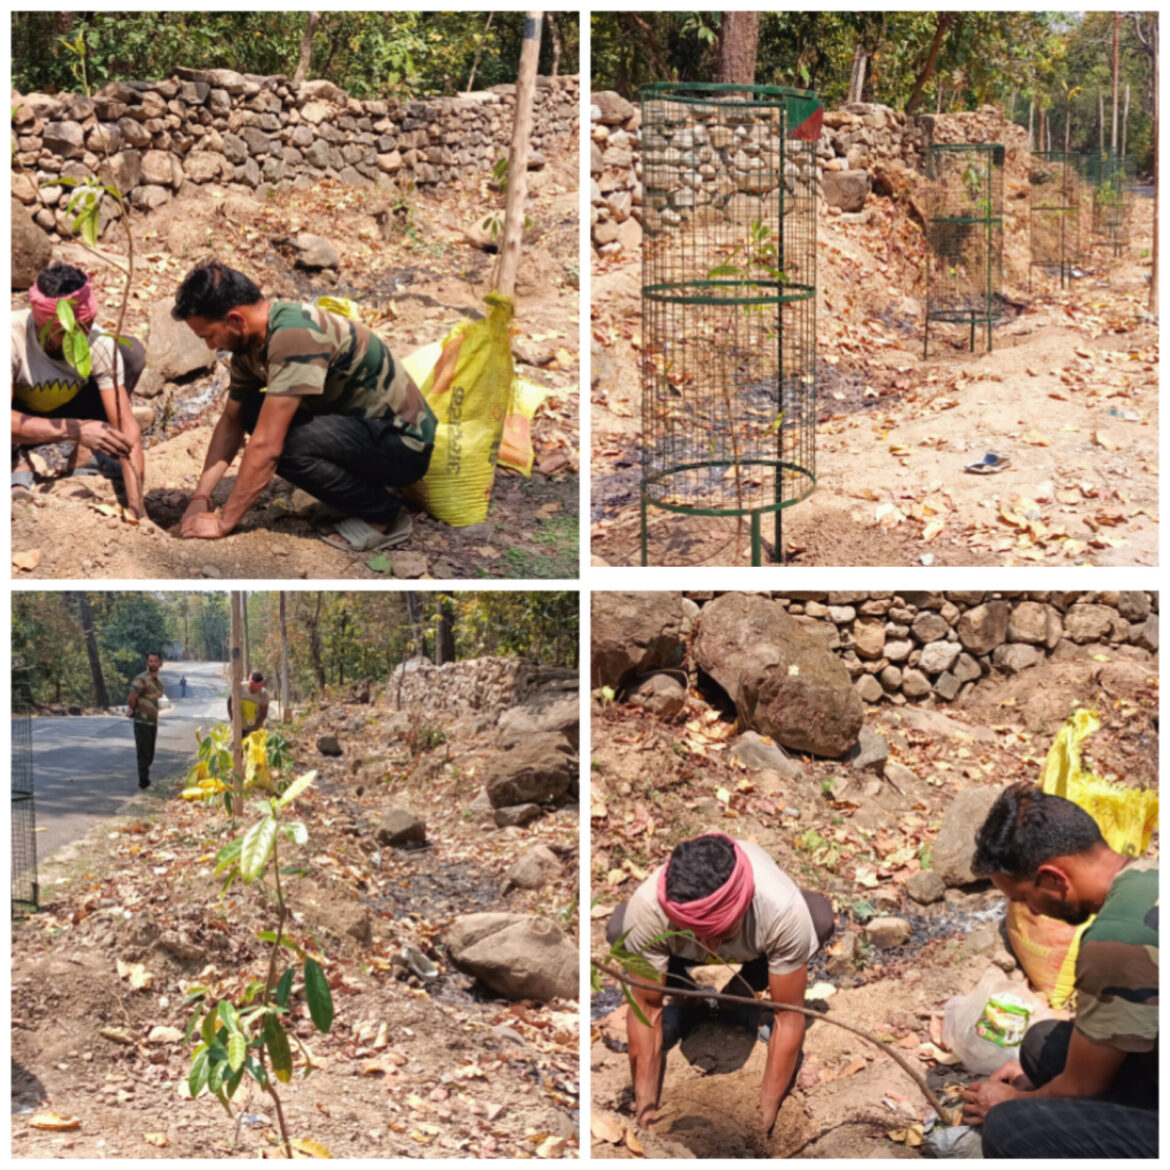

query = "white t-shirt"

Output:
[[12, 308, 121, 414], [620, 839, 818, 976]]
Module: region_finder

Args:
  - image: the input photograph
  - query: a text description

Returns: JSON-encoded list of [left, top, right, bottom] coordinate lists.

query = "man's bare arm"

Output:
[[760, 965, 807, 1133], [627, 976, 666, 1127], [12, 408, 132, 456]]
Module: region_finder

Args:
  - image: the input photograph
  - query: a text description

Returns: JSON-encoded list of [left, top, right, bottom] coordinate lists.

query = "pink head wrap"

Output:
[[29, 276, 99, 328], [657, 833, 755, 938]]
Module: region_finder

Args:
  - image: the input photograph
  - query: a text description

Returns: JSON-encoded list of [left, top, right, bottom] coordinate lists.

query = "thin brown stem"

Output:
[[261, 830, 293, 1158], [593, 956, 952, 1123]]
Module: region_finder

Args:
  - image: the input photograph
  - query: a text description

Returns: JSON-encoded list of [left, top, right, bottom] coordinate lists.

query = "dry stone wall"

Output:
[[12, 69, 578, 241], [591, 92, 1025, 257], [684, 590, 1158, 707]]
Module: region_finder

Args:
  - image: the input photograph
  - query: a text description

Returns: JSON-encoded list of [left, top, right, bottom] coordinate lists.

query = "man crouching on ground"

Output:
[[962, 782, 1157, 1158], [606, 833, 835, 1135], [171, 260, 436, 550]]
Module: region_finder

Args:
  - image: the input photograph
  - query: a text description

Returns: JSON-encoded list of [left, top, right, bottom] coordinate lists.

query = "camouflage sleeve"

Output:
[[1075, 937, 1159, 1053], [228, 351, 266, 402], [265, 324, 330, 399]]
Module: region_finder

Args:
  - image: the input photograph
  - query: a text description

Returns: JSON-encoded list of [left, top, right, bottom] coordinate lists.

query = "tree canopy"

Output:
[[12, 591, 579, 708], [592, 11, 1156, 173], [12, 12, 579, 99]]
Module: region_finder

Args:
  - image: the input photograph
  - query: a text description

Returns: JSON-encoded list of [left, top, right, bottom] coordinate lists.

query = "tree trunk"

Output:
[[229, 591, 245, 818], [436, 597, 456, 666], [292, 11, 321, 85], [69, 591, 108, 709], [1027, 100, 1034, 149], [848, 42, 868, 105], [1111, 11, 1121, 155], [495, 11, 542, 298], [717, 12, 759, 84], [241, 591, 250, 676], [1099, 90, 1105, 154], [465, 11, 494, 92], [1121, 82, 1130, 160], [547, 11, 562, 77], [404, 592, 427, 660], [905, 13, 954, 114], [279, 591, 290, 717], [306, 594, 326, 692]]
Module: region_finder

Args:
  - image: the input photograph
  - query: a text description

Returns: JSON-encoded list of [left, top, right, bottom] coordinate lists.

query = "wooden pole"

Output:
[[229, 590, 245, 817], [279, 591, 290, 718], [1111, 11, 1121, 155], [494, 11, 542, 299]]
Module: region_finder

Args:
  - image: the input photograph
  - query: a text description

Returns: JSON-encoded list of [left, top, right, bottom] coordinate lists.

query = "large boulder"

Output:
[[446, 913, 577, 1001], [484, 733, 575, 808], [932, 786, 1004, 887], [505, 845, 564, 891], [12, 199, 52, 290], [146, 301, 216, 379], [497, 665, 579, 750], [822, 170, 871, 213], [591, 592, 689, 689], [693, 593, 864, 757]]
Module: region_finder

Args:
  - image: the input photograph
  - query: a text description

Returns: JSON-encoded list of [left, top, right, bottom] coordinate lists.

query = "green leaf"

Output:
[[706, 264, 742, 279], [282, 821, 308, 845], [275, 966, 294, 1009], [61, 328, 92, 379], [228, 1031, 246, 1074], [263, 1013, 293, 1082], [225, 1061, 245, 1099], [208, 1055, 228, 1094], [303, 957, 334, 1033], [621, 982, 651, 1028], [217, 1000, 240, 1031], [277, 770, 317, 809], [245, 1054, 269, 1089], [214, 837, 242, 873], [79, 205, 99, 247], [188, 1048, 210, 1098], [240, 815, 277, 883], [366, 553, 393, 573], [200, 1007, 219, 1045], [55, 298, 76, 332]]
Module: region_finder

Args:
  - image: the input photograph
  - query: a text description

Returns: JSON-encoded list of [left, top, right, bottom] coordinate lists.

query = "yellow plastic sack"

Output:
[[401, 292, 515, 526], [498, 377, 548, 476], [244, 729, 275, 792], [1007, 709, 1159, 1007]]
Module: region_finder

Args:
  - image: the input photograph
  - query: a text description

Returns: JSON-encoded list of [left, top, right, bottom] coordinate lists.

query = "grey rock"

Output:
[[316, 734, 342, 757], [957, 602, 1012, 655], [845, 726, 889, 773], [864, 916, 910, 948], [484, 732, 574, 808], [919, 640, 960, 674], [992, 643, 1040, 674], [376, 808, 426, 847], [146, 301, 215, 379], [729, 731, 806, 780], [11, 198, 53, 290], [628, 672, 686, 719], [900, 668, 931, 699], [591, 592, 688, 688], [905, 870, 946, 905], [932, 786, 1003, 886], [446, 913, 577, 1001], [494, 804, 543, 828], [505, 845, 563, 891]]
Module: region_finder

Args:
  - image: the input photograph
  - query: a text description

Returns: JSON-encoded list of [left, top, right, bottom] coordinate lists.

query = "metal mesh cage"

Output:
[[924, 143, 1004, 356], [1084, 152, 1131, 257], [1030, 150, 1083, 288], [11, 679, 38, 916], [640, 82, 818, 565]]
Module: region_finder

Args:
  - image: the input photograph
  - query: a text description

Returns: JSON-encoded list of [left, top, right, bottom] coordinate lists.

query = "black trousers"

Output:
[[133, 721, 157, 788], [982, 1019, 1158, 1158], [237, 393, 433, 525]]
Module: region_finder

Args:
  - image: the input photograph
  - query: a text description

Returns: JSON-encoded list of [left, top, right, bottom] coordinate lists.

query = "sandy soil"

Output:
[[12, 693, 580, 1158], [13, 140, 580, 581], [588, 644, 1158, 1157], [591, 189, 1157, 567]]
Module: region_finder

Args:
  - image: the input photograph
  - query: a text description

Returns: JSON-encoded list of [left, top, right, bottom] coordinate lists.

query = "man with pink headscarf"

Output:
[[12, 263, 147, 519], [606, 833, 835, 1135]]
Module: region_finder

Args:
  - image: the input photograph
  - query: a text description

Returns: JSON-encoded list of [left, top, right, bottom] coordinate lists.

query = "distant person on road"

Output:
[[127, 652, 164, 790], [606, 833, 836, 1135], [179, 675, 187, 698], [170, 260, 435, 552], [228, 671, 270, 734], [12, 262, 148, 519]]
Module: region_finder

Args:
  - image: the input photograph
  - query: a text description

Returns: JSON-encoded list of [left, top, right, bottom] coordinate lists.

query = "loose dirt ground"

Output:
[[588, 644, 1157, 1157], [12, 690, 580, 1158], [13, 142, 579, 580], [591, 190, 1156, 567]]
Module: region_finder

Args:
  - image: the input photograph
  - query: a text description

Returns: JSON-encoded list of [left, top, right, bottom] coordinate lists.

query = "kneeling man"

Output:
[[962, 783, 1157, 1158], [172, 261, 435, 549], [607, 833, 835, 1134]]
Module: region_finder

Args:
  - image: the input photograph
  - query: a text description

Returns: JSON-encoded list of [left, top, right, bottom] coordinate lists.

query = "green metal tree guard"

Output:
[[1030, 150, 1083, 290], [11, 679, 38, 917], [924, 143, 1004, 358], [1084, 152, 1131, 258], [639, 82, 820, 566]]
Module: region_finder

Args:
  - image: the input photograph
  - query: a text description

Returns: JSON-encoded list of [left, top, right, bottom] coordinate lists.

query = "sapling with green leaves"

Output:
[[183, 769, 335, 1157]]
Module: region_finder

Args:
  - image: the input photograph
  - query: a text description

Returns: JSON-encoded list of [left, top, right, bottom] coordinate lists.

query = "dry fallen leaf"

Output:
[[590, 1113, 625, 1143], [30, 1113, 81, 1131], [625, 1128, 645, 1156], [116, 959, 152, 990], [12, 549, 41, 571], [290, 1138, 331, 1158], [143, 1133, 169, 1148]]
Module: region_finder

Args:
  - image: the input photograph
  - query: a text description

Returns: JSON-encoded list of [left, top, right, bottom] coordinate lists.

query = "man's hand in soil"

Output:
[[961, 1079, 1020, 1125], [77, 419, 133, 458], [635, 1104, 659, 1131], [183, 511, 228, 540], [987, 1059, 1033, 1090]]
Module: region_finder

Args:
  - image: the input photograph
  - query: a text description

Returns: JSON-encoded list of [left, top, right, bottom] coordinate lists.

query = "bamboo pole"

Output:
[[495, 12, 543, 298]]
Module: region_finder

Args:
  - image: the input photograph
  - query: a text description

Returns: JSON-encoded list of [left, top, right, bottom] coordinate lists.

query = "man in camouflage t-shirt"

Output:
[[962, 783, 1157, 1158], [170, 261, 435, 545], [127, 652, 165, 790]]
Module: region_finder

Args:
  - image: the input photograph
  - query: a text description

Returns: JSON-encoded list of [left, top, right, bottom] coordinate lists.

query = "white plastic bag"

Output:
[[941, 968, 1043, 1075]]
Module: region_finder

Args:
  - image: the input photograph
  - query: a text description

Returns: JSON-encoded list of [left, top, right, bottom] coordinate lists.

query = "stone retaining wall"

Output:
[[13, 69, 579, 240], [386, 655, 577, 720], [590, 91, 1026, 258], [686, 591, 1158, 706]]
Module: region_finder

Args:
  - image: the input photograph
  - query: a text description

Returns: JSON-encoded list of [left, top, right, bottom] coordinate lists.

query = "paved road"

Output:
[[14, 659, 231, 866]]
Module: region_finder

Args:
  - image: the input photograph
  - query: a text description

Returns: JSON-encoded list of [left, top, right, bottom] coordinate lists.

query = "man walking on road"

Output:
[[228, 670, 270, 734], [127, 652, 164, 790]]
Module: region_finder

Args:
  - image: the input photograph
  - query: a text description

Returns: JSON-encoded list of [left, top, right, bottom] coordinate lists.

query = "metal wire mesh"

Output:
[[1083, 152, 1131, 257], [640, 82, 817, 565], [11, 679, 38, 916], [924, 143, 1004, 356], [1030, 150, 1083, 288]]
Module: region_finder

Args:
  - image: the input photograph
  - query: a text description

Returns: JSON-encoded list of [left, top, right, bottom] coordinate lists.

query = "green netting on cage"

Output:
[[639, 82, 819, 565], [924, 143, 1004, 357], [1082, 152, 1131, 258], [1030, 150, 1084, 289]]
